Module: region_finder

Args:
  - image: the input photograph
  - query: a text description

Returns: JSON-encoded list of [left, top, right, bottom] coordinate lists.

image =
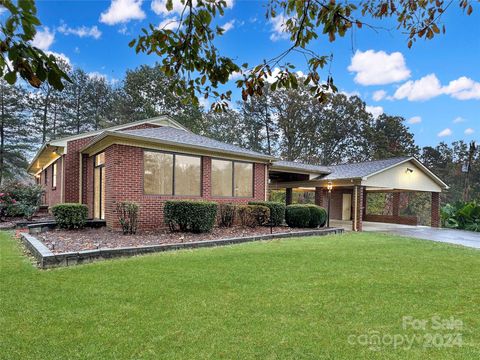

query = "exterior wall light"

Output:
[[406, 168, 414, 174], [327, 181, 333, 191]]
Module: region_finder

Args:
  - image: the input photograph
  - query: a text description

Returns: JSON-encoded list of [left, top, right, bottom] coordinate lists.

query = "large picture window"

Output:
[[144, 151, 201, 196], [212, 159, 253, 197], [52, 161, 57, 189]]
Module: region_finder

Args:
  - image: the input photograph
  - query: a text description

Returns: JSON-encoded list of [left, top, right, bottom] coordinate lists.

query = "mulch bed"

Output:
[[38, 226, 318, 254]]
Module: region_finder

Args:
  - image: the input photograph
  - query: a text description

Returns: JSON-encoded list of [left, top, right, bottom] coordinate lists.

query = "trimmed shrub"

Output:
[[308, 205, 327, 227], [219, 203, 236, 227], [285, 205, 311, 228], [51, 203, 88, 230], [285, 204, 327, 228], [164, 200, 218, 233], [237, 205, 270, 228], [249, 201, 285, 226], [116, 201, 140, 235]]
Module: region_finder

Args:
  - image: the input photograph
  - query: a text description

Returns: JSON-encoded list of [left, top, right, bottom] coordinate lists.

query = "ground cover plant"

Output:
[[2, 231, 479, 359], [441, 201, 480, 232]]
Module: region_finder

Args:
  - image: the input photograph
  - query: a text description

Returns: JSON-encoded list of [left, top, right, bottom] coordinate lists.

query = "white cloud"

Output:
[[453, 116, 465, 123], [372, 90, 387, 101], [0, 6, 6, 15], [365, 105, 384, 119], [393, 74, 480, 102], [32, 27, 54, 51], [229, 70, 244, 81], [152, 0, 233, 15], [465, 128, 475, 135], [407, 116, 422, 124], [269, 14, 291, 41], [341, 90, 360, 98], [100, 0, 145, 25], [46, 51, 71, 67], [58, 24, 102, 39], [265, 67, 305, 84], [393, 74, 443, 101], [348, 50, 410, 86], [443, 76, 480, 100], [438, 128, 452, 137], [221, 20, 235, 33], [158, 17, 180, 30]]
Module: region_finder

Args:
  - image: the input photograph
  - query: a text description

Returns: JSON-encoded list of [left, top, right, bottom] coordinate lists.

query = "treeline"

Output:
[[1, 62, 478, 205]]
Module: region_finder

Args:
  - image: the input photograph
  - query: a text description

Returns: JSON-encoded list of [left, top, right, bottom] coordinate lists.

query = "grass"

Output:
[[1, 231, 480, 359]]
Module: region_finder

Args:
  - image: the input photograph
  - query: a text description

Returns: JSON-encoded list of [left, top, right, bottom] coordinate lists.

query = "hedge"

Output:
[[285, 204, 327, 228], [164, 200, 218, 233], [248, 201, 285, 226], [237, 205, 270, 227], [51, 203, 88, 230]]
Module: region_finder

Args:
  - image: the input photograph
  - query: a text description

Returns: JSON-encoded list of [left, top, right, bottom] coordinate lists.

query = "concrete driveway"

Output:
[[331, 220, 480, 249]]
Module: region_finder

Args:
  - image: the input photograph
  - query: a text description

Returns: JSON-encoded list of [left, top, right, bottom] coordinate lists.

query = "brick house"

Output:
[[28, 115, 448, 231]]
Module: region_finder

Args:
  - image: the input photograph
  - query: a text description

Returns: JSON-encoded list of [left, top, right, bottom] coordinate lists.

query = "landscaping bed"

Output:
[[38, 225, 325, 254]]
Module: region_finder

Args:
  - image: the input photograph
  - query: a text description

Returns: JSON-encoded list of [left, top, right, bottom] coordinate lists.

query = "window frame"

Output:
[[93, 152, 106, 220], [211, 158, 255, 198], [44, 168, 48, 185], [52, 161, 57, 190], [143, 149, 202, 197]]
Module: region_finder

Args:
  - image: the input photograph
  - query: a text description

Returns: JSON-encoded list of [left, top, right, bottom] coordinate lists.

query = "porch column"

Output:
[[392, 192, 400, 217], [362, 187, 367, 218], [286, 188, 293, 206], [431, 192, 441, 227], [353, 185, 365, 231], [315, 187, 324, 207]]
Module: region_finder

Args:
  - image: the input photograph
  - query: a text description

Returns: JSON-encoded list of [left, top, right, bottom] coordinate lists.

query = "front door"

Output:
[[94, 153, 105, 220], [342, 193, 352, 220]]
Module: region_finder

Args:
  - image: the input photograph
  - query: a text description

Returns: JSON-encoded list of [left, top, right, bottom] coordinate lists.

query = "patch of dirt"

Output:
[[38, 226, 318, 254]]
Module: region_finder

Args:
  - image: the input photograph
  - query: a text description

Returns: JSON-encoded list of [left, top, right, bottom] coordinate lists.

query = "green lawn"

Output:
[[1, 231, 479, 359]]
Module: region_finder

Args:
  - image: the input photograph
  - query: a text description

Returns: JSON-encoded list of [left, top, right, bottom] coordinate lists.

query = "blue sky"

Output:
[[20, 1, 480, 147]]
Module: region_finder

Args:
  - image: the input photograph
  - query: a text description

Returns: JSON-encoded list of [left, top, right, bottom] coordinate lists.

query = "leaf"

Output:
[[4, 71, 17, 84]]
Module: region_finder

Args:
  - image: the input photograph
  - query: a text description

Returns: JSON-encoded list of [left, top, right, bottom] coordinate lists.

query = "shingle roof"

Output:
[[118, 126, 274, 160], [320, 157, 410, 180], [271, 160, 331, 174]]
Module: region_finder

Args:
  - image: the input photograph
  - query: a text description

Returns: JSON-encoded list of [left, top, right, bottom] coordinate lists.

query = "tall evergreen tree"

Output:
[[0, 81, 32, 184]]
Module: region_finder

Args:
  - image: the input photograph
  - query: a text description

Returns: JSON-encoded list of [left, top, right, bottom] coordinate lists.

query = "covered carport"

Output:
[[269, 157, 449, 232]]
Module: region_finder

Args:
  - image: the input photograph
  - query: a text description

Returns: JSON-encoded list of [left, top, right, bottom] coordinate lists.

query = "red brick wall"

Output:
[[104, 144, 267, 230], [39, 156, 63, 207], [364, 214, 418, 226], [64, 136, 96, 203]]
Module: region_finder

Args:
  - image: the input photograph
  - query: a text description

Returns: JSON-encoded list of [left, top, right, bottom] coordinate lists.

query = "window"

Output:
[[212, 159, 253, 197], [44, 169, 47, 185], [234, 162, 253, 197], [52, 162, 57, 189], [144, 151, 201, 196]]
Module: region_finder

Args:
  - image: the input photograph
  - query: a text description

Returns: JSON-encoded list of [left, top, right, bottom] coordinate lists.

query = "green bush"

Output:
[[219, 203, 236, 227], [308, 205, 327, 227], [237, 205, 270, 227], [285, 204, 327, 228], [0, 182, 44, 219], [285, 205, 311, 228], [249, 201, 285, 226], [164, 200, 218, 233], [51, 203, 88, 230], [441, 201, 480, 232], [116, 201, 140, 235]]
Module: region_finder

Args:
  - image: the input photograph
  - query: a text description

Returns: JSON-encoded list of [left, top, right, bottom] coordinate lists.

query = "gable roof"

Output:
[[321, 157, 410, 180], [27, 115, 188, 174], [82, 126, 276, 161], [319, 156, 449, 189], [271, 160, 331, 174]]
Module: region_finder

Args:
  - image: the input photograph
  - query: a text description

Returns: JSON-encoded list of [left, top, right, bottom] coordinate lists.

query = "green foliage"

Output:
[[285, 204, 326, 228], [164, 200, 218, 233], [0, 182, 43, 220], [116, 202, 140, 235], [249, 201, 285, 226], [51, 203, 88, 230], [0, 0, 70, 89], [441, 201, 480, 232], [0, 192, 16, 220], [219, 203, 235, 227], [237, 205, 270, 228]]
